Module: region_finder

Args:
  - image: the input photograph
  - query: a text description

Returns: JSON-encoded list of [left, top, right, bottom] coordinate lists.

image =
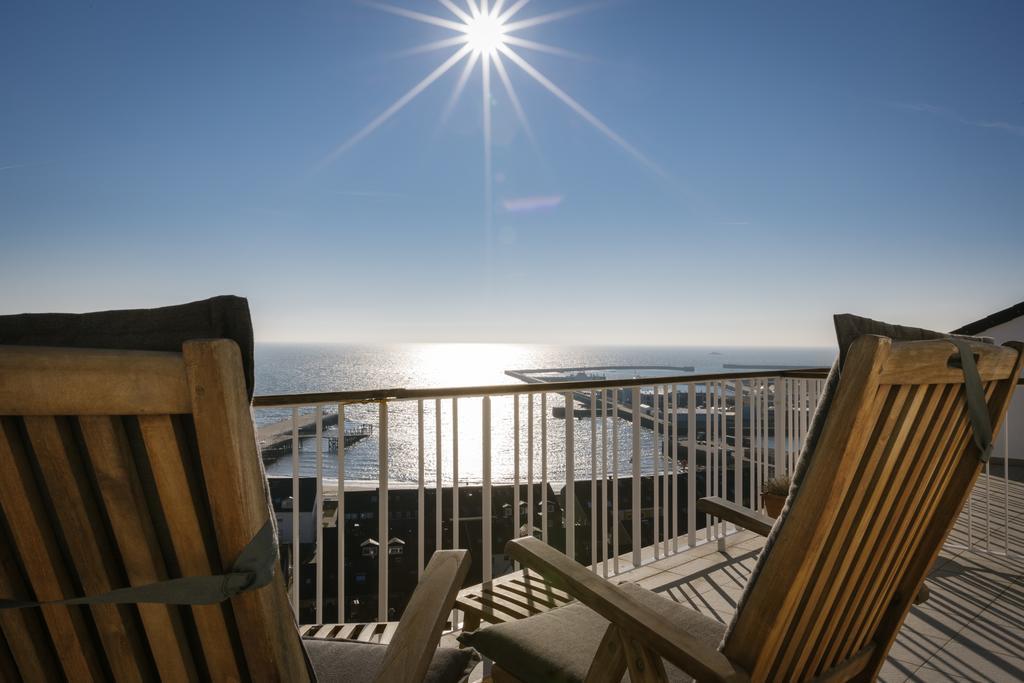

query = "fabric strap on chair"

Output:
[[0, 520, 277, 609], [948, 338, 994, 463]]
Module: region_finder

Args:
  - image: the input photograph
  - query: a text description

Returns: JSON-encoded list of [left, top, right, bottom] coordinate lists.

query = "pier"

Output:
[[506, 365, 780, 461], [257, 412, 372, 461]]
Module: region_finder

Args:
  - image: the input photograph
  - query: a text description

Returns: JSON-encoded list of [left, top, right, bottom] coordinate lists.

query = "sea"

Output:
[[254, 344, 836, 490]]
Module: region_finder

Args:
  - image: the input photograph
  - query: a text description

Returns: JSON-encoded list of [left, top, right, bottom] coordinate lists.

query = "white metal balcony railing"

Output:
[[250, 370, 1020, 627]]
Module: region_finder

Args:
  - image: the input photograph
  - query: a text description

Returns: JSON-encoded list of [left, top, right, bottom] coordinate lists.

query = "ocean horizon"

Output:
[[254, 343, 836, 487]]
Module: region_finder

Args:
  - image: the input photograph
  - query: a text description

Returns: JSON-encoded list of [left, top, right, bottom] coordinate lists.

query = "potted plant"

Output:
[[761, 475, 791, 519]]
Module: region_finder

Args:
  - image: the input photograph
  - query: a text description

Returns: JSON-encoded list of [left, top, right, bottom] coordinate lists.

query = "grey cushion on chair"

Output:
[[459, 583, 725, 683], [302, 638, 478, 683], [0, 295, 256, 400]]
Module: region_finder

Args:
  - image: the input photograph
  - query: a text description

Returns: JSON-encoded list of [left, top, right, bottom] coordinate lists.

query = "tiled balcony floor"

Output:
[[463, 476, 1024, 682]]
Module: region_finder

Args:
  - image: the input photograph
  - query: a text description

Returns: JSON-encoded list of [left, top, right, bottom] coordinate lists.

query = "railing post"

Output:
[[590, 390, 598, 571], [541, 393, 548, 544], [565, 392, 575, 560], [315, 405, 324, 623], [528, 394, 534, 540], [631, 387, 641, 568], [662, 385, 669, 557], [338, 403, 346, 621], [708, 382, 716, 543], [687, 383, 697, 548], [774, 377, 786, 481], [290, 407, 300, 621], [652, 386, 660, 559], [601, 389, 609, 576], [513, 394, 520, 540], [671, 383, 678, 554], [417, 400, 425, 578], [482, 396, 492, 581], [612, 388, 620, 575], [735, 380, 744, 508], [435, 399, 443, 553], [452, 398, 460, 550], [378, 401, 388, 622]]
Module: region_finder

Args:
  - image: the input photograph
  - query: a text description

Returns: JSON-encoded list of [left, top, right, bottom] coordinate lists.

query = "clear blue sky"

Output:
[[2, 1, 1021, 346]]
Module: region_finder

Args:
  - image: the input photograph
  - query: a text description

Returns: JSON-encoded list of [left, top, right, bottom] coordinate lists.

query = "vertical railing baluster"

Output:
[[1004, 422, 1011, 554], [542, 393, 548, 545], [687, 383, 697, 547], [435, 399, 443, 552], [735, 380, 744, 516], [528, 394, 534, 539], [718, 382, 725, 538], [652, 386, 660, 558], [720, 381, 728, 538], [452, 398, 459, 550], [290, 407, 299, 620], [985, 447, 991, 552], [762, 379, 770, 483], [601, 389, 609, 576], [378, 401, 388, 622], [662, 384, 670, 557], [708, 382, 716, 541], [482, 396, 492, 581], [338, 403, 345, 621], [774, 377, 785, 483], [612, 388, 620, 574], [315, 405, 324, 624], [750, 383, 757, 511], [671, 383, 678, 554], [417, 400, 425, 577], [590, 390, 598, 571], [565, 392, 575, 560], [631, 387, 641, 568], [514, 394, 521, 540], [785, 379, 792, 472]]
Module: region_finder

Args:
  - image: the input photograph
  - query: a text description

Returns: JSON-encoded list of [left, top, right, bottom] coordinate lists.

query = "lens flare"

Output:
[[325, 1, 667, 191]]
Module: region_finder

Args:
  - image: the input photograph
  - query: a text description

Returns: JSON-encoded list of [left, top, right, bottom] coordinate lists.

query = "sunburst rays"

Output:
[[327, 1, 660, 176]]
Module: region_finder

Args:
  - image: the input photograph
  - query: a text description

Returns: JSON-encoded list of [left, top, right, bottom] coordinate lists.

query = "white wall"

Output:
[[975, 317, 1024, 461]]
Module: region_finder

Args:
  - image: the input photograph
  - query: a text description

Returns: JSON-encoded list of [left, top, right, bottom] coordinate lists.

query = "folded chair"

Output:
[[462, 334, 1023, 682], [0, 298, 475, 682]]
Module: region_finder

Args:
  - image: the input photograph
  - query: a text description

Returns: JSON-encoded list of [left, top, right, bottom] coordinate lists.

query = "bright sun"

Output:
[[465, 12, 506, 54], [324, 0, 661, 184]]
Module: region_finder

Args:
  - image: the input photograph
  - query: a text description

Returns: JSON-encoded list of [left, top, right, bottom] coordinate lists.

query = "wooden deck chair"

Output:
[[0, 334, 474, 681], [462, 334, 1023, 682], [696, 314, 986, 606]]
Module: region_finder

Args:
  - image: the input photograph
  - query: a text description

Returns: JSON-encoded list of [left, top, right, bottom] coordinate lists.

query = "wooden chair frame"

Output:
[[498, 336, 1024, 683], [0, 341, 469, 682]]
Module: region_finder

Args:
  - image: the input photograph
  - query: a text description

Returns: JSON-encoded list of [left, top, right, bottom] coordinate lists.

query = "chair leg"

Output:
[[619, 631, 668, 683], [585, 625, 628, 683]]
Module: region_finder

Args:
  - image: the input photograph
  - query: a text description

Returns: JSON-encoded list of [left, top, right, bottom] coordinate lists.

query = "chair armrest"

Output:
[[506, 537, 748, 683], [376, 550, 471, 683], [696, 497, 773, 537]]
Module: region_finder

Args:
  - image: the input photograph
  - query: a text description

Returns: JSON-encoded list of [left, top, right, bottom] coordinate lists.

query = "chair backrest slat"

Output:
[[79, 415, 199, 681], [24, 414, 153, 682], [0, 341, 310, 682], [0, 416, 110, 680], [724, 336, 1024, 682], [0, 462, 64, 681], [137, 413, 246, 681]]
